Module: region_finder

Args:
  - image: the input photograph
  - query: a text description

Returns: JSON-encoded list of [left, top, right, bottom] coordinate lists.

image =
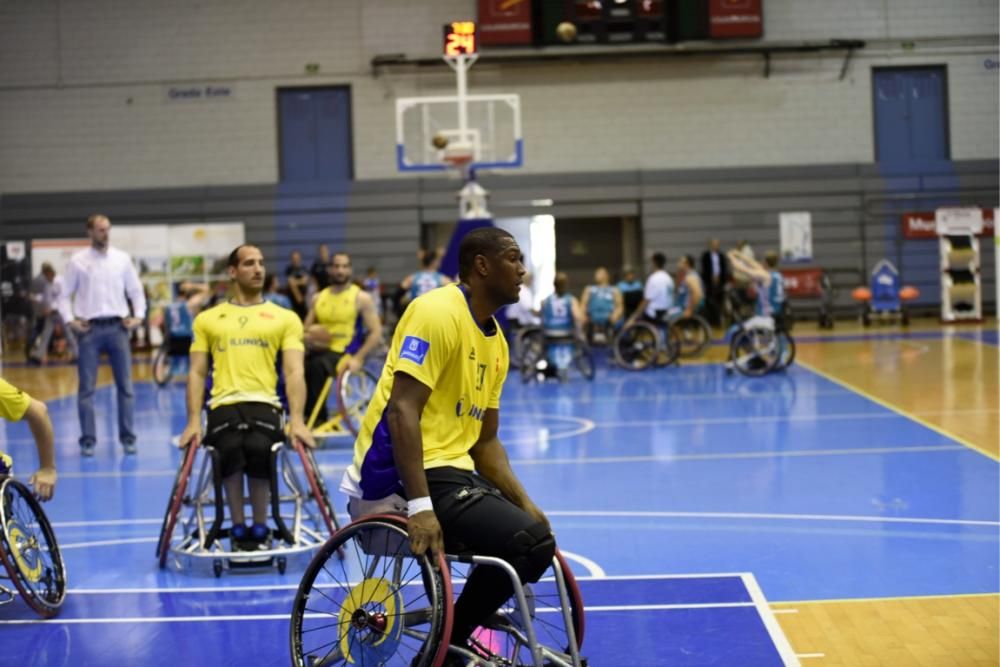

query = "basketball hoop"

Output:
[[442, 142, 475, 169]]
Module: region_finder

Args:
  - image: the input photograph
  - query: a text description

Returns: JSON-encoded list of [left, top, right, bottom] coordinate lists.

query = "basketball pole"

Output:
[[443, 51, 490, 220]]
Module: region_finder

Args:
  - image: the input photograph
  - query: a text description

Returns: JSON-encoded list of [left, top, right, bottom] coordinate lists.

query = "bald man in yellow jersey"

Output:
[[0, 378, 57, 501], [340, 228, 554, 660], [179, 244, 314, 550], [302, 251, 382, 422]]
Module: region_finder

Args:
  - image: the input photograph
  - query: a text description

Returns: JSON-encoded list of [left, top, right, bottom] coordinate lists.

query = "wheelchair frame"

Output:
[[726, 316, 795, 377], [612, 317, 682, 370], [517, 327, 595, 383], [290, 513, 586, 667], [156, 438, 339, 577], [0, 476, 66, 618], [307, 367, 380, 443]]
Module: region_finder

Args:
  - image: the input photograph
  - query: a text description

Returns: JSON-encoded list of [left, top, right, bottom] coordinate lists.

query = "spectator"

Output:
[[30, 263, 78, 364], [285, 250, 310, 320], [616, 267, 644, 319], [263, 274, 292, 310], [310, 244, 331, 291], [700, 239, 729, 326]]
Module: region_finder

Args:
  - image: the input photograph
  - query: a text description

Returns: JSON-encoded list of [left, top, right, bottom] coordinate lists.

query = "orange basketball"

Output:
[[304, 324, 332, 351], [851, 287, 872, 302], [899, 286, 920, 301]]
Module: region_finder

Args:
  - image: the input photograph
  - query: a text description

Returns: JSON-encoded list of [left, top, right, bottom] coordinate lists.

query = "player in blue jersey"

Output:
[[400, 248, 452, 308], [581, 266, 623, 343], [539, 273, 584, 378]]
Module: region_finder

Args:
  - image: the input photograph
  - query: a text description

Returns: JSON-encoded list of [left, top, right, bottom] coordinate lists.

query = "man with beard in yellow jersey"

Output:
[[302, 251, 382, 423], [340, 228, 554, 662], [179, 244, 314, 551], [0, 378, 57, 501]]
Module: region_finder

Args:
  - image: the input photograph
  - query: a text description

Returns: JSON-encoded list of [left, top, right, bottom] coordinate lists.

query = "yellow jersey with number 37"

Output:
[[343, 284, 509, 500]]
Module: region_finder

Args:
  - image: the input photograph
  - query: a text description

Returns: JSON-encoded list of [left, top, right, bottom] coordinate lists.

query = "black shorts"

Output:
[[205, 402, 283, 480], [168, 335, 193, 356]]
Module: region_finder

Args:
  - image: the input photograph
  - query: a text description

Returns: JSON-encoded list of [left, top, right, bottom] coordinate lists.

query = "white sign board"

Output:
[[4, 241, 25, 261], [936, 207, 984, 235], [779, 211, 813, 262]]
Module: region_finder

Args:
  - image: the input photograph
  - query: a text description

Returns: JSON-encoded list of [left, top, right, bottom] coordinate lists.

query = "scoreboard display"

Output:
[[443, 21, 478, 56]]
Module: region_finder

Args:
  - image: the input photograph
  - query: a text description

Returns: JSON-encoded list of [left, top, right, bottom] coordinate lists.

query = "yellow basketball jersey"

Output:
[[190, 301, 304, 408], [346, 284, 509, 500], [314, 284, 362, 354]]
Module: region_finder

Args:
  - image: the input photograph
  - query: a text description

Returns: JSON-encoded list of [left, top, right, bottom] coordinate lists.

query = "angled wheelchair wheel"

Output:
[[152, 346, 173, 387], [775, 331, 796, 370], [463, 548, 585, 666], [573, 343, 596, 381], [0, 478, 66, 618], [157, 442, 199, 568], [613, 321, 659, 370], [290, 441, 339, 537], [290, 515, 453, 667], [510, 326, 542, 371], [672, 316, 712, 357], [656, 324, 682, 367], [729, 327, 779, 377], [337, 368, 379, 437], [518, 329, 546, 383]]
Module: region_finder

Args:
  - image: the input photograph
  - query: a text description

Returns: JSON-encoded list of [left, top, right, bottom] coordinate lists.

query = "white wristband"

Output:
[[407, 497, 433, 517]]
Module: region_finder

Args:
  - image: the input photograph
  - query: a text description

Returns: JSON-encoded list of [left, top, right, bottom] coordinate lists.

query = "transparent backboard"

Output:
[[395, 93, 522, 172]]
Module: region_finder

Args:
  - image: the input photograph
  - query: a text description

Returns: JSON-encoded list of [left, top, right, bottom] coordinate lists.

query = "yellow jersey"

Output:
[[190, 301, 304, 409], [0, 377, 32, 422], [344, 284, 509, 500], [313, 284, 363, 354]]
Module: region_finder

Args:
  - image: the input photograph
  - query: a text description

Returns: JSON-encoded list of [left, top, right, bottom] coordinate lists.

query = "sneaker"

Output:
[[80, 443, 95, 457], [250, 523, 272, 550], [122, 442, 137, 455], [230, 523, 250, 551]]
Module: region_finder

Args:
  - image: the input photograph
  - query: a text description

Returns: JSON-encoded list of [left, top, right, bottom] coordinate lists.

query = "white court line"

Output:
[[743, 573, 801, 667], [547, 510, 1000, 528], [772, 608, 799, 615], [796, 654, 826, 660], [52, 518, 163, 528], [558, 549, 607, 578], [592, 410, 993, 429], [60, 536, 160, 550]]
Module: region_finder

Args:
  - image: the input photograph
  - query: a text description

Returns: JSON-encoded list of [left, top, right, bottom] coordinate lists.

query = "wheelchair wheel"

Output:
[[510, 326, 541, 370], [152, 346, 172, 387], [464, 549, 585, 665], [290, 515, 453, 667], [775, 331, 796, 370], [573, 343, 596, 381], [729, 327, 779, 377], [613, 321, 659, 370], [157, 442, 199, 568], [0, 478, 66, 618], [290, 441, 339, 536], [656, 324, 682, 367], [671, 316, 712, 357], [518, 329, 546, 383], [337, 367, 379, 436]]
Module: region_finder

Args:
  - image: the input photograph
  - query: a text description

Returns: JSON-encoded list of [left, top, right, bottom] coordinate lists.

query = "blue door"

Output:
[[278, 87, 353, 182], [873, 67, 949, 164]]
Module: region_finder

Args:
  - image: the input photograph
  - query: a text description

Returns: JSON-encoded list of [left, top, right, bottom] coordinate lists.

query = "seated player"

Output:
[[670, 254, 706, 321], [538, 272, 584, 379], [164, 281, 210, 379], [400, 248, 452, 309], [179, 244, 314, 551], [0, 377, 57, 501], [581, 266, 623, 342], [726, 249, 787, 329]]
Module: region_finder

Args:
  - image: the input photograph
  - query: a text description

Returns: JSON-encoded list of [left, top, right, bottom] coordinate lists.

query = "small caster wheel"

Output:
[[277, 556, 287, 575], [213, 559, 223, 578]]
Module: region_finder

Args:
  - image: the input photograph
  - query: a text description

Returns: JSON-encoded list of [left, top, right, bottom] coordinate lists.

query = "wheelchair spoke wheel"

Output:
[[337, 368, 379, 437], [152, 346, 173, 387], [461, 549, 585, 666], [573, 344, 596, 381], [291, 516, 452, 667], [518, 329, 546, 383], [729, 328, 779, 377], [613, 321, 659, 370], [672, 316, 712, 357], [157, 442, 199, 568], [0, 478, 66, 618], [776, 331, 796, 370]]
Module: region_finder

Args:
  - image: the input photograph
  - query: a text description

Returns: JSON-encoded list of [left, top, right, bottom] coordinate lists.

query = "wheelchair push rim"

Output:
[[672, 315, 712, 357], [729, 327, 779, 377], [152, 345, 173, 387], [337, 367, 379, 437], [290, 515, 453, 667], [157, 440, 199, 568], [613, 321, 660, 370], [0, 478, 66, 617]]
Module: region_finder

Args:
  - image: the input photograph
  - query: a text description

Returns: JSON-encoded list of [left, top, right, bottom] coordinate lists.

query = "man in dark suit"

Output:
[[700, 238, 729, 326]]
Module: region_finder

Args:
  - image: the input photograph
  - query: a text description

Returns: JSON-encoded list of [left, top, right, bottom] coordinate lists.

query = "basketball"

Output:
[[899, 286, 920, 301], [431, 134, 449, 150], [851, 287, 872, 302], [556, 21, 577, 43], [304, 324, 332, 351]]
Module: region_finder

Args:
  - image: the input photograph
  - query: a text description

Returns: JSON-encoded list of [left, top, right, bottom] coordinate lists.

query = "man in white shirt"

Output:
[[30, 263, 78, 364], [58, 214, 146, 456], [625, 252, 674, 327]]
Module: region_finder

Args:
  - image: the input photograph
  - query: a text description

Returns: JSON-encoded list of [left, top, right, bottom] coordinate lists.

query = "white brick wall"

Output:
[[0, 0, 996, 193]]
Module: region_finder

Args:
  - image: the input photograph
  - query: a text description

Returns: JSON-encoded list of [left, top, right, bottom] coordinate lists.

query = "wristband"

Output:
[[407, 497, 434, 517]]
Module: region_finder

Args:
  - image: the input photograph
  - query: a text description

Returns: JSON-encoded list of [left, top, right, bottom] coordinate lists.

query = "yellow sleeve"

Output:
[[282, 310, 305, 351], [0, 378, 32, 422], [393, 301, 456, 391], [488, 333, 509, 409], [190, 311, 210, 353]]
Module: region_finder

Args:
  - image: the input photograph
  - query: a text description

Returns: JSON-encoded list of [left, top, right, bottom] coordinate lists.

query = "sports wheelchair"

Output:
[[156, 433, 340, 577], [725, 315, 795, 377], [306, 363, 380, 444], [612, 314, 683, 370], [517, 327, 595, 383], [0, 474, 66, 617], [290, 512, 586, 667]]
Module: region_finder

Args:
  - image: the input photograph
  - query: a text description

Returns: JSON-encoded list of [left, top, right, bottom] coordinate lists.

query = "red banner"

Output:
[[901, 209, 995, 239], [477, 0, 533, 46], [708, 0, 763, 39], [780, 267, 825, 298]]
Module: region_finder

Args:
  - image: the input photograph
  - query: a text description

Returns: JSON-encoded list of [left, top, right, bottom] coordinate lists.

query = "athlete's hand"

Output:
[[290, 421, 316, 449], [123, 317, 143, 331], [408, 511, 444, 557], [69, 319, 90, 334], [346, 356, 363, 374], [178, 423, 201, 449], [29, 467, 57, 502]]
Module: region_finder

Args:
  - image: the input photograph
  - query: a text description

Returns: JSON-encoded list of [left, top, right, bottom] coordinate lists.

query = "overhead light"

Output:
[[531, 198, 554, 207]]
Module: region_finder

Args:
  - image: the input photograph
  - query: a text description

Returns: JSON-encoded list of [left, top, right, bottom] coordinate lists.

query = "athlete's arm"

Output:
[[303, 293, 320, 328], [580, 287, 591, 323], [179, 351, 208, 448], [386, 372, 443, 556], [470, 409, 550, 531], [282, 349, 316, 449], [24, 399, 57, 501], [347, 291, 383, 372], [685, 275, 703, 318], [727, 250, 769, 285], [570, 296, 585, 335], [611, 287, 624, 324]]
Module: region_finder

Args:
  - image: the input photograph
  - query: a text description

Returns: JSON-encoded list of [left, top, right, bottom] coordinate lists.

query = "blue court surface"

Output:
[[1, 355, 997, 666]]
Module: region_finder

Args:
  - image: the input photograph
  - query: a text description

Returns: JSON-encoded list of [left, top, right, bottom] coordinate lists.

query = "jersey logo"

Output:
[[259, 312, 274, 320], [468, 349, 476, 360], [399, 336, 430, 365]]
